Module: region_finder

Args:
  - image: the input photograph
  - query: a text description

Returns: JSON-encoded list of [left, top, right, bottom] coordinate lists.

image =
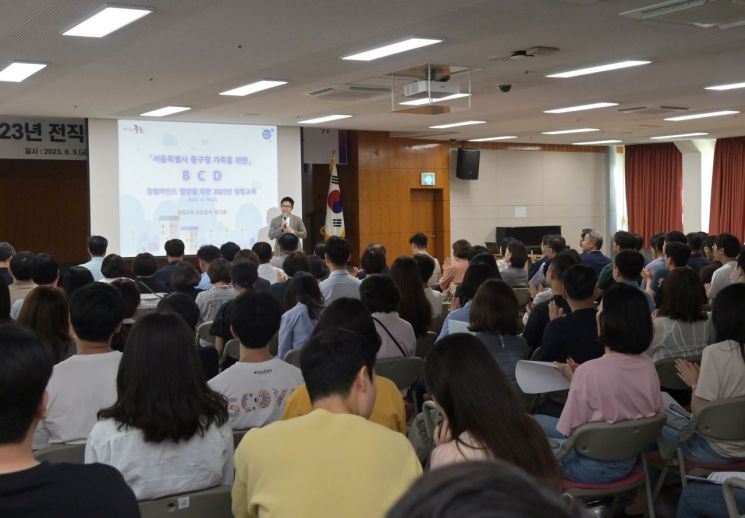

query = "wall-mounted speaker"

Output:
[[455, 148, 480, 180]]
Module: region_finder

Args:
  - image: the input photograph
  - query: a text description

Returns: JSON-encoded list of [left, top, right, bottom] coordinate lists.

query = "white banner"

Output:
[[0, 116, 87, 160]]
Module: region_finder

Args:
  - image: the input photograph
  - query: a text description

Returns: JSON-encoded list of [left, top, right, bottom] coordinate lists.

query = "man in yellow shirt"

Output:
[[232, 329, 422, 518]]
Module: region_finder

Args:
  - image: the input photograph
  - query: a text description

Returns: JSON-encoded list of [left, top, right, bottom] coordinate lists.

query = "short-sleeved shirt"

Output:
[[648, 316, 710, 362], [210, 299, 235, 342], [596, 262, 616, 291], [522, 296, 572, 350], [695, 340, 745, 458], [196, 285, 237, 323], [557, 353, 663, 437], [710, 261, 737, 300], [534, 308, 603, 364]]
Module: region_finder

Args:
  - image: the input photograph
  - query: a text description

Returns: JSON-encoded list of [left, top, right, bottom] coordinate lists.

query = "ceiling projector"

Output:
[[403, 80, 460, 99]]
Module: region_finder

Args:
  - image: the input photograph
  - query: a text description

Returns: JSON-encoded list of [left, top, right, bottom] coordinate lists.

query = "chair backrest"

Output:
[[224, 338, 240, 361], [196, 321, 215, 346], [268, 332, 279, 356], [695, 396, 745, 442], [566, 414, 667, 462], [421, 400, 444, 440], [415, 331, 437, 358], [233, 429, 249, 448], [139, 485, 232, 518], [429, 315, 445, 334], [284, 347, 302, 367], [35, 443, 85, 464], [375, 356, 425, 390], [723, 477, 745, 518], [655, 355, 701, 391], [513, 287, 531, 308]]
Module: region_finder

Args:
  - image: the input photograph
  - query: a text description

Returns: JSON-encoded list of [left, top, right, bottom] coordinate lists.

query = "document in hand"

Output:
[[515, 360, 570, 394]]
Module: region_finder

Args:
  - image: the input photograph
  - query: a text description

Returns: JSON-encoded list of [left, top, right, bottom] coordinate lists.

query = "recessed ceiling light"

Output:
[[705, 81, 745, 91], [342, 37, 442, 61], [63, 6, 152, 38], [468, 136, 518, 142], [429, 120, 486, 129], [0, 62, 46, 82], [399, 93, 469, 106], [544, 102, 619, 114], [547, 60, 651, 79], [140, 106, 191, 117], [572, 139, 623, 145], [541, 128, 600, 135], [650, 132, 709, 140], [664, 110, 739, 121], [219, 80, 288, 96], [298, 114, 352, 124]]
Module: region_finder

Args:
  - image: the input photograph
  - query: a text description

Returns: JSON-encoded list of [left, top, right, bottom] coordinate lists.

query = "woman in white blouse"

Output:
[[359, 274, 416, 358], [85, 312, 233, 500]]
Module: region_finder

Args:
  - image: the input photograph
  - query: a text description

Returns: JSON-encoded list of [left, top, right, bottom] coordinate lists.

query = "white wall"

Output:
[[675, 138, 716, 234], [450, 148, 608, 252]]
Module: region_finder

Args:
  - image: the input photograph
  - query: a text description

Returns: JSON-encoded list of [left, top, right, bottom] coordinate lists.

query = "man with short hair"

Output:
[[270, 233, 300, 269], [8, 252, 37, 306], [195, 258, 236, 323], [232, 329, 421, 518], [154, 238, 185, 291], [535, 264, 603, 364], [33, 283, 125, 449], [0, 325, 139, 517], [220, 241, 241, 262], [579, 230, 611, 275], [210, 260, 260, 355], [612, 250, 655, 312], [209, 291, 303, 430], [409, 232, 441, 287], [596, 231, 638, 293], [413, 253, 442, 319], [686, 232, 711, 273], [529, 234, 566, 287], [319, 236, 360, 304], [709, 233, 742, 300], [646, 241, 692, 308], [252, 242, 286, 285], [196, 244, 221, 290], [80, 235, 108, 282], [268, 197, 307, 252], [268, 251, 311, 310], [647, 231, 688, 296], [11, 253, 60, 320], [0, 241, 16, 285]]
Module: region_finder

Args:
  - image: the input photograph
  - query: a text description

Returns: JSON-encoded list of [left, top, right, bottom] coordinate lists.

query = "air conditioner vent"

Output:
[[305, 85, 390, 101], [619, 105, 689, 115], [621, 0, 745, 29]]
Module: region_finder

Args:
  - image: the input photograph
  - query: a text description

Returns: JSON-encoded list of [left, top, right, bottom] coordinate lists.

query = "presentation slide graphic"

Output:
[[118, 120, 278, 257]]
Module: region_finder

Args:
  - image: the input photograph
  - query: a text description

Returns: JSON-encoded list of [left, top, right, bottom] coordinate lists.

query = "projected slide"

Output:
[[118, 120, 278, 257]]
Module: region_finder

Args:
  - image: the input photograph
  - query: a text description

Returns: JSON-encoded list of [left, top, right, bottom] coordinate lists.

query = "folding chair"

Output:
[[429, 315, 445, 334], [415, 331, 437, 358], [654, 355, 701, 391], [268, 332, 279, 357], [649, 396, 745, 498], [557, 413, 666, 518], [512, 287, 532, 308], [195, 321, 215, 348], [284, 347, 302, 367], [35, 443, 86, 464], [724, 476, 745, 518], [139, 485, 232, 518], [233, 429, 249, 448], [376, 356, 425, 410]]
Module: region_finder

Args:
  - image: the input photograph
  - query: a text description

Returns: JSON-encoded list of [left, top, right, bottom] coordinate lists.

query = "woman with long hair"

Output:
[[468, 279, 528, 379], [85, 312, 233, 500], [278, 272, 324, 359], [171, 261, 202, 300], [426, 333, 560, 488], [17, 286, 75, 363], [390, 256, 431, 337], [360, 274, 416, 358]]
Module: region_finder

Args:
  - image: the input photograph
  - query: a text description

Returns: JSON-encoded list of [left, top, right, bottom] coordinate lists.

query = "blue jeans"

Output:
[[534, 415, 637, 483], [661, 413, 739, 464], [676, 482, 745, 518]]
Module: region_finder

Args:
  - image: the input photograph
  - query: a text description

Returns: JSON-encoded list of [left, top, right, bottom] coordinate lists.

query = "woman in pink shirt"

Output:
[[439, 240, 471, 298], [535, 284, 663, 483]]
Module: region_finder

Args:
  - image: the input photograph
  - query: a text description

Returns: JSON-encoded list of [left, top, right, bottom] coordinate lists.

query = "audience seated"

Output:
[[708, 233, 742, 301], [233, 249, 271, 291], [528, 235, 551, 280], [735, 248, 745, 284], [579, 229, 611, 275], [232, 328, 421, 518], [439, 239, 471, 297], [596, 231, 638, 294], [699, 234, 722, 284], [413, 253, 442, 320], [676, 478, 745, 518], [522, 252, 578, 350], [438, 262, 500, 340], [79, 235, 108, 282], [220, 241, 241, 262], [278, 272, 323, 359], [0, 241, 15, 285], [196, 244, 221, 290], [8, 251, 37, 306], [209, 291, 303, 430], [612, 250, 655, 312], [86, 312, 234, 500], [390, 256, 431, 338], [33, 283, 125, 449], [361, 274, 416, 358], [661, 283, 745, 464], [154, 238, 185, 290], [501, 240, 529, 287], [99, 254, 135, 284], [58, 265, 94, 299], [356, 243, 388, 280], [109, 278, 140, 352], [170, 261, 201, 299], [17, 286, 75, 363], [0, 325, 139, 517], [645, 232, 667, 280], [282, 298, 406, 433], [252, 242, 285, 285], [467, 280, 528, 379], [535, 284, 663, 483], [319, 236, 360, 304], [131, 252, 168, 294], [308, 254, 329, 281], [648, 268, 710, 362], [409, 233, 441, 287], [268, 251, 311, 310], [529, 235, 566, 287], [534, 264, 602, 365], [196, 258, 236, 322], [271, 233, 299, 269], [646, 240, 691, 308], [686, 232, 711, 273], [210, 260, 259, 354], [11, 253, 59, 319], [387, 461, 586, 518]]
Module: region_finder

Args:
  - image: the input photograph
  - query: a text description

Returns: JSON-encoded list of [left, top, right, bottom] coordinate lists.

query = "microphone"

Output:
[[282, 214, 289, 229]]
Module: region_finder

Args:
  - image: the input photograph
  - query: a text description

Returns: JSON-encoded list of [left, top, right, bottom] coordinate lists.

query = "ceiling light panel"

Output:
[[664, 110, 739, 121], [140, 106, 191, 117], [705, 81, 745, 91], [0, 62, 46, 82], [63, 7, 152, 38], [572, 140, 622, 145], [541, 128, 599, 135], [342, 38, 441, 61], [468, 136, 517, 142], [220, 80, 287, 96], [547, 60, 651, 78], [650, 132, 709, 140], [544, 102, 619, 113], [429, 120, 486, 129], [298, 114, 352, 124]]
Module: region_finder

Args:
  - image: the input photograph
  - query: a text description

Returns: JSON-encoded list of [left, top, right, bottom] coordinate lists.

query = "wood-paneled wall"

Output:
[[0, 159, 89, 263]]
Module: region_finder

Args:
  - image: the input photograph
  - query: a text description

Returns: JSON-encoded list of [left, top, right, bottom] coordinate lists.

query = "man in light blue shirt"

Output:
[[437, 301, 471, 341], [319, 237, 360, 305], [197, 244, 220, 291], [79, 236, 107, 282]]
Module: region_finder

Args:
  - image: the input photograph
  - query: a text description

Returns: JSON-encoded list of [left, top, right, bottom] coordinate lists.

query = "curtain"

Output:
[[709, 136, 745, 241], [625, 143, 683, 246]]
